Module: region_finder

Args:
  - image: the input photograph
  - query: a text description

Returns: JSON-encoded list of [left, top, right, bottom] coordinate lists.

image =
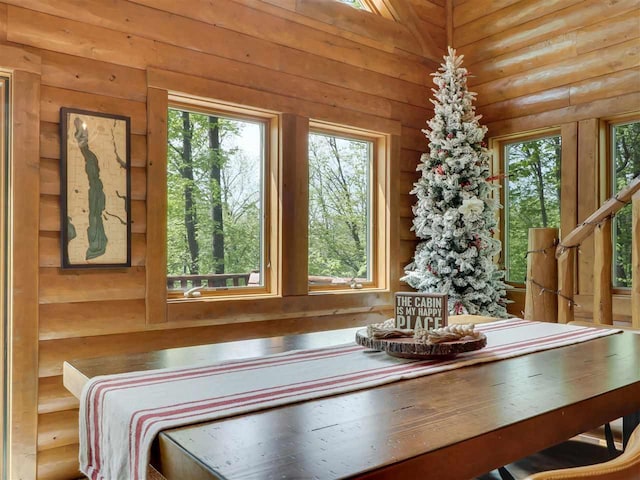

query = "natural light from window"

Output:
[[308, 132, 372, 288], [611, 120, 639, 288], [503, 135, 561, 284], [166, 107, 265, 293]]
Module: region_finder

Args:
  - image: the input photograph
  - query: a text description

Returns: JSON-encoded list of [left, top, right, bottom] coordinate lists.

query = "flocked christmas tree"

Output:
[[403, 47, 508, 318]]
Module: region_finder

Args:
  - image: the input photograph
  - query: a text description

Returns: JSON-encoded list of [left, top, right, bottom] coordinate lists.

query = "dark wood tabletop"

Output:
[[64, 327, 640, 480]]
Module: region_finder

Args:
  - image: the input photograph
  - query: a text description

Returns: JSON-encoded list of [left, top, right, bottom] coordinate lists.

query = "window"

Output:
[[338, 0, 370, 10], [166, 105, 269, 295], [502, 135, 561, 284], [308, 131, 373, 288], [611, 120, 640, 288]]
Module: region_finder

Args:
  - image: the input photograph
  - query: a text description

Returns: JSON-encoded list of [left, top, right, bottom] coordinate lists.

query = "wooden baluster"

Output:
[[632, 191, 639, 329], [593, 217, 613, 325], [557, 249, 574, 324]]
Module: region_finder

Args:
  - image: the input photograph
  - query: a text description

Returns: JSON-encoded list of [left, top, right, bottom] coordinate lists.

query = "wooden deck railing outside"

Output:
[[555, 176, 640, 327], [167, 273, 252, 290]]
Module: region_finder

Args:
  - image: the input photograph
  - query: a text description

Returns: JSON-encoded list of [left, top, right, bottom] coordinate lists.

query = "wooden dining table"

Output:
[[63, 325, 640, 480]]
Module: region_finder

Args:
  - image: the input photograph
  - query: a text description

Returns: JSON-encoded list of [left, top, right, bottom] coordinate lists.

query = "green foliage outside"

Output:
[[505, 136, 561, 283], [166, 109, 262, 287], [339, 0, 367, 10], [167, 111, 371, 289], [308, 133, 370, 282], [613, 122, 640, 288]]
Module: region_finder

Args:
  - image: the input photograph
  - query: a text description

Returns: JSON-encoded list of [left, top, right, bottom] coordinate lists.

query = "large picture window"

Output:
[[166, 106, 267, 294], [503, 135, 561, 284], [308, 131, 373, 288], [611, 120, 640, 288]]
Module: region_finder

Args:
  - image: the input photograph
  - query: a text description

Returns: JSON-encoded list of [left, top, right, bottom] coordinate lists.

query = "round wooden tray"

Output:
[[355, 328, 487, 359]]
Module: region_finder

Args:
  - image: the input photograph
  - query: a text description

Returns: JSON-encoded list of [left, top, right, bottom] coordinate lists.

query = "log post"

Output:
[[593, 217, 613, 325], [524, 228, 559, 322], [632, 191, 639, 329], [557, 248, 574, 324]]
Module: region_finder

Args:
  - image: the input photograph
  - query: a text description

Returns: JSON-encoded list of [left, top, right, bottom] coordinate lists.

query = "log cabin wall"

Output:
[[1, 0, 445, 478], [452, 0, 640, 318]]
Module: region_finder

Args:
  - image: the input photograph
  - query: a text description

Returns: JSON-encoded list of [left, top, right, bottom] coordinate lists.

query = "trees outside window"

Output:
[[612, 121, 640, 288], [166, 107, 264, 291], [504, 135, 561, 284], [308, 132, 372, 286]]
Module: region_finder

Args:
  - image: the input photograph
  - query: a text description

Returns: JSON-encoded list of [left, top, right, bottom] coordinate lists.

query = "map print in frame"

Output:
[[60, 108, 131, 268]]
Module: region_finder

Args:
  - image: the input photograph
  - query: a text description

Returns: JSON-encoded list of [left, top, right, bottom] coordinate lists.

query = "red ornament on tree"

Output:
[[435, 165, 445, 175], [447, 133, 454, 139], [453, 302, 464, 315]]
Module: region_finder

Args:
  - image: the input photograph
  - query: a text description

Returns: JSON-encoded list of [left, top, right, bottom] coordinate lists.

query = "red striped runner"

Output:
[[78, 319, 618, 480]]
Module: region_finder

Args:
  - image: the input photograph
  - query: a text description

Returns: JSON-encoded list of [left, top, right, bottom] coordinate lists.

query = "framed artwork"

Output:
[[60, 108, 131, 268]]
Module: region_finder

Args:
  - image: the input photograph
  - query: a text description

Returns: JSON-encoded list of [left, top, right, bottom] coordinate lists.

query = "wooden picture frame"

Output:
[[60, 108, 131, 268]]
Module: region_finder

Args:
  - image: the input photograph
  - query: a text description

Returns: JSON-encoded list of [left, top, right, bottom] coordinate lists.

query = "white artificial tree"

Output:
[[403, 47, 508, 318]]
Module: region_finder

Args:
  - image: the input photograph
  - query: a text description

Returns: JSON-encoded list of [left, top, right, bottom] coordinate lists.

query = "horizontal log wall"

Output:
[[454, 0, 640, 319], [2, 0, 444, 478]]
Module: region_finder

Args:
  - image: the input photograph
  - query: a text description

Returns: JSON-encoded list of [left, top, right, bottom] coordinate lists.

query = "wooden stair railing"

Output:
[[556, 175, 640, 326]]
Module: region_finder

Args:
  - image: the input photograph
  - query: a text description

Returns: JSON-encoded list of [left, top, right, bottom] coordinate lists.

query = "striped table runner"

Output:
[[78, 319, 619, 480]]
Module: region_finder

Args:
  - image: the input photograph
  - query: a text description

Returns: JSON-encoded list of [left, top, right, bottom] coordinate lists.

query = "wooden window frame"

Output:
[[145, 76, 399, 326], [602, 112, 640, 294], [307, 121, 389, 293], [165, 99, 279, 299], [490, 128, 562, 289]]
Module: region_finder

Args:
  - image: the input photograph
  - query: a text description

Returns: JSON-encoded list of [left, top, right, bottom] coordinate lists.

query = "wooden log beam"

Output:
[[593, 218, 613, 325], [556, 175, 640, 258]]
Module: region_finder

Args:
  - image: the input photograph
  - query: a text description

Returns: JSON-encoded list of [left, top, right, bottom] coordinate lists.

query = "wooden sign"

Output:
[[395, 292, 448, 330]]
